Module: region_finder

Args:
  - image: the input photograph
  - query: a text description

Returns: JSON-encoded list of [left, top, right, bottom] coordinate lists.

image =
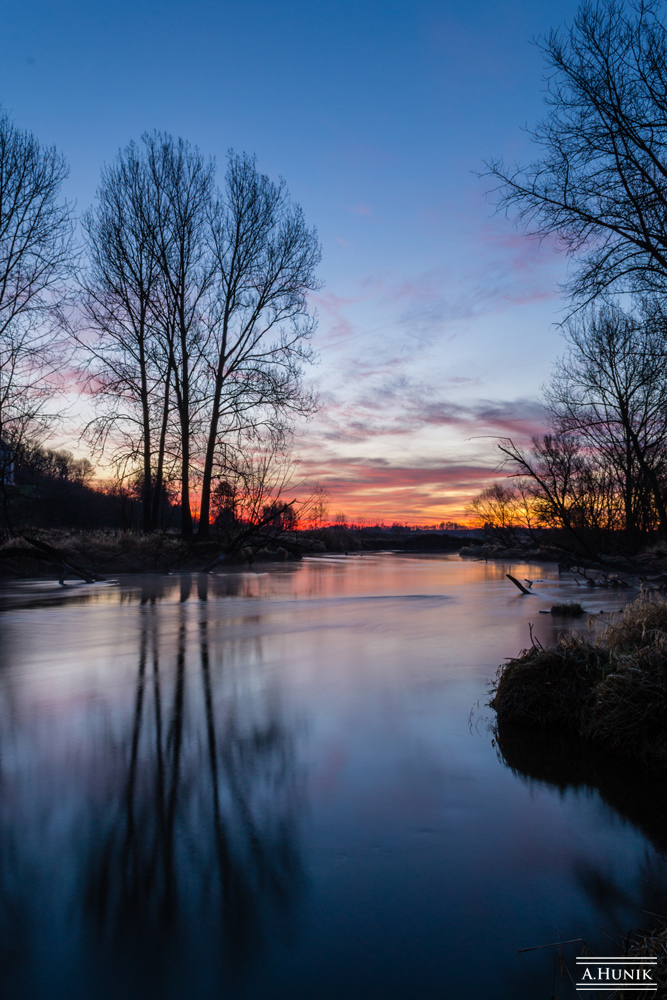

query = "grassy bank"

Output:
[[491, 592, 667, 769], [0, 526, 466, 580]]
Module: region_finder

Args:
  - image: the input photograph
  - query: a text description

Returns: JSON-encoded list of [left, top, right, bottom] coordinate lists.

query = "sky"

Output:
[[0, 0, 583, 523]]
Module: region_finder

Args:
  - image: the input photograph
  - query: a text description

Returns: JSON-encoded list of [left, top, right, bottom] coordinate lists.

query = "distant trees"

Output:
[[466, 482, 537, 545], [81, 134, 320, 537], [469, 302, 667, 553], [3, 438, 132, 531]]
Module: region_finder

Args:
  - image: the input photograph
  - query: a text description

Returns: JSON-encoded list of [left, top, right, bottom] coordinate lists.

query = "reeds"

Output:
[[491, 592, 667, 768]]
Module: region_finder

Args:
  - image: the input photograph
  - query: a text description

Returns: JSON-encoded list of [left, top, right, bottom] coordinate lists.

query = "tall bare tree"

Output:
[[546, 302, 667, 540], [81, 134, 215, 536], [80, 142, 166, 533], [143, 133, 216, 538], [197, 153, 321, 536], [80, 136, 320, 538], [0, 111, 73, 529], [487, 0, 667, 302]]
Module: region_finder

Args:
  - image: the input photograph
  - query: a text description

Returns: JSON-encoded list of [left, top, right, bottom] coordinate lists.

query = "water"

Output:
[[0, 553, 665, 1000]]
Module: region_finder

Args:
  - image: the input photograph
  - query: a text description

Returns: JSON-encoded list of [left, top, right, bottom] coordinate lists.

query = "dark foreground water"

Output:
[[0, 554, 665, 1000]]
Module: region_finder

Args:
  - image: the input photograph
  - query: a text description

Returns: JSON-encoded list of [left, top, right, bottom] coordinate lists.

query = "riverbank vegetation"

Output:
[[467, 302, 667, 566], [492, 592, 667, 769], [0, 524, 466, 579]]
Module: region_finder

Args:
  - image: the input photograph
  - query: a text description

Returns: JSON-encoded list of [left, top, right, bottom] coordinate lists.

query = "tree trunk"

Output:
[[197, 368, 224, 538], [151, 380, 170, 531], [179, 323, 193, 539], [139, 331, 153, 534]]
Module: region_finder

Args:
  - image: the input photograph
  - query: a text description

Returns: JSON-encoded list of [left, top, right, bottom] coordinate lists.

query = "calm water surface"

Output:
[[0, 554, 665, 1000]]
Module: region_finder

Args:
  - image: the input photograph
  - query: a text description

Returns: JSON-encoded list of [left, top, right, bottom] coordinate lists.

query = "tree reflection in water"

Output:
[[0, 574, 304, 994], [496, 722, 667, 938]]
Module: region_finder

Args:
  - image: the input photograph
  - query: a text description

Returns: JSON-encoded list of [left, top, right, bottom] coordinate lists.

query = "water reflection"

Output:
[[0, 578, 303, 998], [496, 722, 667, 854], [82, 608, 301, 960], [497, 721, 667, 944], [0, 558, 665, 1000]]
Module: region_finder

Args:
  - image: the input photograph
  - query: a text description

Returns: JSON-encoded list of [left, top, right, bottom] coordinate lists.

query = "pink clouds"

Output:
[[294, 390, 548, 522], [309, 385, 547, 445], [295, 455, 506, 522]]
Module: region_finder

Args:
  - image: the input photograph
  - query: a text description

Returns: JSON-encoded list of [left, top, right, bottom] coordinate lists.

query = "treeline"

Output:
[[1, 440, 147, 531], [470, 0, 667, 558], [0, 117, 321, 538]]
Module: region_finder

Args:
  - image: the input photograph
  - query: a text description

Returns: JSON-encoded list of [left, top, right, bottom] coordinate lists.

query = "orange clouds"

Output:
[[295, 456, 506, 523]]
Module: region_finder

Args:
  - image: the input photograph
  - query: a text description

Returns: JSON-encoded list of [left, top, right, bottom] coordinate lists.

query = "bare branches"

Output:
[[0, 111, 73, 339], [79, 137, 320, 537], [80, 141, 167, 531], [0, 110, 73, 530], [198, 152, 321, 536], [547, 300, 667, 536], [486, 0, 667, 301]]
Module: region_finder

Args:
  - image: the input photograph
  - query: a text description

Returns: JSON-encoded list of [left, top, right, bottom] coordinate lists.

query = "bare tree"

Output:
[[80, 136, 320, 539], [466, 482, 538, 544], [487, 0, 667, 302], [546, 302, 667, 540], [498, 433, 606, 555], [80, 142, 166, 533], [143, 133, 216, 538], [208, 426, 327, 557], [197, 152, 320, 537], [0, 111, 73, 530], [80, 134, 215, 537]]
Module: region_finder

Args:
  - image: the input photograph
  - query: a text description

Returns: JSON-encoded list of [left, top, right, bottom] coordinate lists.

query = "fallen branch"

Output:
[[22, 536, 102, 584], [507, 574, 533, 595]]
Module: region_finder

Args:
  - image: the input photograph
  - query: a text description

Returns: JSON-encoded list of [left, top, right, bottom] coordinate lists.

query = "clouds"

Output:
[[307, 378, 547, 445], [294, 389, 547, 521], [298, 234, 556, 523], [295, 453, 507, 521]]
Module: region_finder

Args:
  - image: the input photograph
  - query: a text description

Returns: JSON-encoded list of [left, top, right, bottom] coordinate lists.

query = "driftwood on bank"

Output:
[[20, 537, 102, 584]]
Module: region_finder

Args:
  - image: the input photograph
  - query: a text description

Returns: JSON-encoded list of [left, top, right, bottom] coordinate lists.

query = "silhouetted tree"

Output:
[[80, 135, 320, 538], [487, 0, 667, 302], [143, 133, 216, 538], [0, 111, 73, 528], [546, 302, 667, 541], [198, 152, 320, 537], [80, 142, 167, 532]]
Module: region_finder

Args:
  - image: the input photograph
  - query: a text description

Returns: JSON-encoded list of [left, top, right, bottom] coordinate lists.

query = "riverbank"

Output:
[[0, 527, 466, 580], [461, 538, 667, 596], [493, 593, 667, 987], [491, 591, 667, 769]]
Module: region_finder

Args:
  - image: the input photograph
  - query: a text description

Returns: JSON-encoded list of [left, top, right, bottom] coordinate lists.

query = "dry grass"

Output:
[[628, 922, 667, 996], [492, 592, 667, 768], [490, 635, 610, 729], [604, 593, 667, 651], [0, 529, 194, 575]]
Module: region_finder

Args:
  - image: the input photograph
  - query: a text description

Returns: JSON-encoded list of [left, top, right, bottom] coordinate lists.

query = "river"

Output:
[[0, 553, 665, 999]]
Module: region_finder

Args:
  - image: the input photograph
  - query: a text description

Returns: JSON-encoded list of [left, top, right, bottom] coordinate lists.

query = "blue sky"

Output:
[[1, 0, 581, 521]]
